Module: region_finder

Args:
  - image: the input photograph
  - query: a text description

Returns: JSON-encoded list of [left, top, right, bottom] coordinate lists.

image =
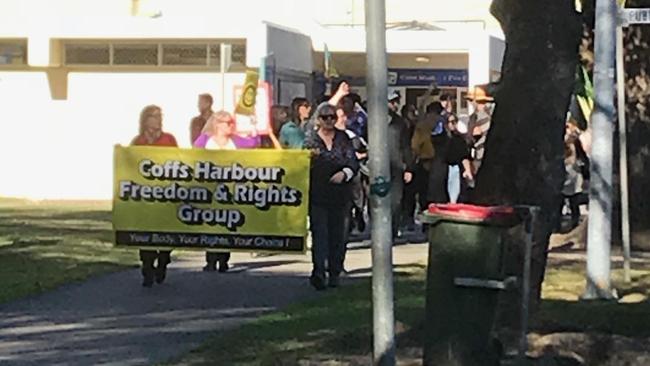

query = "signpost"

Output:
[[615, 4, 650, 283], [619, 8, 650, 26], [220, 43, 232, 109], [584, 0, 617, 300], [365, 0, 396, 365]]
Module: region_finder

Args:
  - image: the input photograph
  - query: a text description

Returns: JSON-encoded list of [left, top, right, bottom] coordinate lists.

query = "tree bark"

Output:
[[471, 0, 582, 304]]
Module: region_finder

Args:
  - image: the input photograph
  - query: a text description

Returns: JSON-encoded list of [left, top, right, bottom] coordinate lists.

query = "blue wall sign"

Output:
[[388, 68, 468, 87]]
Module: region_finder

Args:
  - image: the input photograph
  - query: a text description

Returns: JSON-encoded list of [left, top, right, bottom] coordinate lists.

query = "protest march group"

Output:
[[118, 77, 590, 291]]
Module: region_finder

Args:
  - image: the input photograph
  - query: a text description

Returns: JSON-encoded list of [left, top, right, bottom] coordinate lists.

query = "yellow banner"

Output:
[[235, 69, 259, 116], [113, 146, 310, 252]]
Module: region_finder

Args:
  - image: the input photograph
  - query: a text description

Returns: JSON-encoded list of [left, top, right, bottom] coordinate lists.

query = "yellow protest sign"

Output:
[[235, 69, 259, 116], [113, 146, 310, 252]]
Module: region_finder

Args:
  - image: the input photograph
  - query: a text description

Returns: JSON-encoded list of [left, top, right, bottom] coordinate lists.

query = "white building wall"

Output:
[[0, 71, 246, 199]]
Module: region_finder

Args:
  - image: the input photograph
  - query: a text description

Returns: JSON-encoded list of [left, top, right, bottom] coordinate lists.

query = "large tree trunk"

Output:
[[471, 0, 582, 305]]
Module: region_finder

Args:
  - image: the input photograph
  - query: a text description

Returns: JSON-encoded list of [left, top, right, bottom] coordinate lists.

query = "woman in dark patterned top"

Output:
[[303, 104, 359, 290]]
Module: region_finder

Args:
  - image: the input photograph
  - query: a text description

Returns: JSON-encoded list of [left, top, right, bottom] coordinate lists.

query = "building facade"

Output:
[[0, 0, 504, 199]]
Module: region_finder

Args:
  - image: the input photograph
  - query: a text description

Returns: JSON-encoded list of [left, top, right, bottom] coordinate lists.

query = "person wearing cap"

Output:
[[465, 85, 494, 177], [304, 104, 359, 290], [387, 91, 414, 240]]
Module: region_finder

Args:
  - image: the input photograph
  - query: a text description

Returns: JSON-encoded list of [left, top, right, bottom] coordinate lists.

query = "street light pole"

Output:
[[365, 0, 396, 365], [616, 3, 632, 283], [584, 0, 617, 300]]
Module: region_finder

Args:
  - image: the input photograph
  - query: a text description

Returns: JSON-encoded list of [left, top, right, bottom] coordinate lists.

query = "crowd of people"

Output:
[[129, 81, 588, 291]]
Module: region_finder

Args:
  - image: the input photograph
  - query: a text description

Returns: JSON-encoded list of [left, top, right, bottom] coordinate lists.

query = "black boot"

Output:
[[309, 275, 327, 291], [155, 263, 167, 284], [141, 262, 155, 288], [218, 259, 229, 273], [203, 252, 217, 272], [155, 251, 171, 284]]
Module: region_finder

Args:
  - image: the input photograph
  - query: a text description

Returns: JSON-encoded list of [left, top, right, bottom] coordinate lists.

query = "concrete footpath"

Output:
[[0, 244, 428, 366]]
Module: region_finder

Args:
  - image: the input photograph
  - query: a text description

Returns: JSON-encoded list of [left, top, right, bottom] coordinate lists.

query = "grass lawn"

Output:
[[165, 258, 650, 366], [0, 198, 139, 304]]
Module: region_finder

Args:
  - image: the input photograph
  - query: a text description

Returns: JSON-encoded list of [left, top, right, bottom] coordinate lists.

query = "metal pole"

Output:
[[584, 0, 617, 300], [518, 207, 539, 362], [616, 21, 632, 283], [220, 43, 226, 109], [365, 1, 395, 365]]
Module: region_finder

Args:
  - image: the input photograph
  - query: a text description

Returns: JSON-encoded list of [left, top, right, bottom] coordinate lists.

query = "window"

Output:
[[231, 44, 246, 65], [65, 44, 110, 65], [62, 40, 246, 68], [113, 44, 158, 65], [163, 44, 207, 66], [208, 44, 221, 66], [0, 40, 27, 65]]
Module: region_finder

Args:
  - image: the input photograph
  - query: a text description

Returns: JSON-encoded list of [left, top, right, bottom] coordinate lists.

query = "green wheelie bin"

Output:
[[421, 203, 522, 366]]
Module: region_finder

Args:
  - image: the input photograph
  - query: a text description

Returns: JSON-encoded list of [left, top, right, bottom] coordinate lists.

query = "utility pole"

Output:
[[365, 0, 395, 365], [584, 0, 617, 300], [616, 1, 632, 283], [220, 43, 232, 109]]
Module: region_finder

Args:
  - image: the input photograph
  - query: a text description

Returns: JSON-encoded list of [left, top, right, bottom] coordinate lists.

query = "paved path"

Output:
[[0, 244, 428, 366]]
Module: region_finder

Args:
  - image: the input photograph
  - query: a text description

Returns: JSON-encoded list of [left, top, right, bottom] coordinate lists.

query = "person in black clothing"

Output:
[[427, 103, 450, 204], [304, 104, 359, 290], [442, 114, 474, 203], [388, 92, 414, 239], [400, 104, 418, 230]]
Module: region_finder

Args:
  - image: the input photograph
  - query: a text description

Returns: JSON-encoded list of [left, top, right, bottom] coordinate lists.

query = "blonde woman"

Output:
[[193, 111, 259, 272]]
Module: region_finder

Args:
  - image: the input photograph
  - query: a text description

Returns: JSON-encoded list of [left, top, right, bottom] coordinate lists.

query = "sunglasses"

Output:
[[319, 114, 337, 121]]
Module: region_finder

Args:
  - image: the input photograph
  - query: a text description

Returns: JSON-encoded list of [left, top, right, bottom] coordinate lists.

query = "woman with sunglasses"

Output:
[[303, 104, 359, 290], [193, 111, 259, 272]]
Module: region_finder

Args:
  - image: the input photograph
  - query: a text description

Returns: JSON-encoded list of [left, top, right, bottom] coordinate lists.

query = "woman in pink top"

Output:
[[194, 111, 261, 150], [193, 111, 259, 272]]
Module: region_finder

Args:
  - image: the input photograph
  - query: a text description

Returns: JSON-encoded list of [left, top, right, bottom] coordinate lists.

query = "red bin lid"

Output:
[[425, 203, 518, 225]]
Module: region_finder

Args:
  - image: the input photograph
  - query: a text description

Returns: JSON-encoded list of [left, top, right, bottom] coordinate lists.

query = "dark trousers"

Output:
[[206, 252, 231, 266], [567, 192, 588, 226], [139, 250, 171, 275], [310, 204, 347, 280], [402, 177, 417, 227], [391, 174, 404, 238], [415, 163, 430, 213], [427, 158, 450, 204]]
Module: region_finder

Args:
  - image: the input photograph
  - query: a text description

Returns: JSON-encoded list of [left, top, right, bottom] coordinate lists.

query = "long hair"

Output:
[[270, 105, 290, 136], [138, 105, 162, 135], [290, 97, 310, 123]]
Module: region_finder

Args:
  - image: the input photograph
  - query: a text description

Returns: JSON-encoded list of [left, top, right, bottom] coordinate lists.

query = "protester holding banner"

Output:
[[304, 104, 359, 290], [193, 110, 255, 272], [194, 111, 261, 150], [130, 105, 178, 287]]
